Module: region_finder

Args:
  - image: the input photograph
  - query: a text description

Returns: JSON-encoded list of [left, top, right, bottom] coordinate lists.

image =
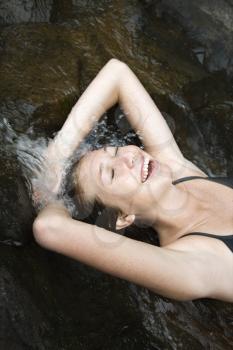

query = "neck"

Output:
[[141, 183, 208, 246]]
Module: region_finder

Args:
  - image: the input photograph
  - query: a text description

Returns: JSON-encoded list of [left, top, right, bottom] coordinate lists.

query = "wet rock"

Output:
[[0, 0, 53, 25], [0, 23, 85, 134], [0, 152, 35, 246], [183, 72, 233, 175], [0, 5, 207, 137], [0, 244, 148, 350], [144, 0, 233, 76]]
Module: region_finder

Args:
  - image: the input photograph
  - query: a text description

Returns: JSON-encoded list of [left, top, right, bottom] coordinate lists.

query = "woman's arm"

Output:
[[33, 203, 211, 302], [54, 58, 182, 160], [45, 58, 191, 194], [41, 59, 124, 195], [49, 59, 123, 162]]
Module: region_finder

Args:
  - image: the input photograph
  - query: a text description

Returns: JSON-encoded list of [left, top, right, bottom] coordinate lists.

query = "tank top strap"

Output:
[[179, 232, 233, 253], [172, 176, 209, 185], [172, 176, 233, 189]]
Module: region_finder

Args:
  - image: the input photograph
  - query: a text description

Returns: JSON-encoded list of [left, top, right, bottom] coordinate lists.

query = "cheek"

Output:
[[115, 178, 140, 199]]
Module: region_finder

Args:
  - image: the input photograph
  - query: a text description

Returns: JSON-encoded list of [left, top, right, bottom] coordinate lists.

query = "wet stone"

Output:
[[0, 0, 53, 25], [0, 23, 86, 134], [0, 153, 35, 246], [0, 245, 149, 350], [183, 72, 233, 175], [144, 0, 233, 76]]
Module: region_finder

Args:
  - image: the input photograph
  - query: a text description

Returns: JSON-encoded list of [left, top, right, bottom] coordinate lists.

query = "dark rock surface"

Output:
[[0, 245, 150, 350], [1, 244, 233, 350], [145, 0, 233, 76], [0, 160, 34, 246], [0, 23, 83, 134], [183, 72, 233, 175], [0, 0, 53, 25], [0, 1, 233, 349]]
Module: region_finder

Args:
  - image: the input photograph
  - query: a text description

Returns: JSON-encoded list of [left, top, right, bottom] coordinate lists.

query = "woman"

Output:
[[33, 59, 233, 302]]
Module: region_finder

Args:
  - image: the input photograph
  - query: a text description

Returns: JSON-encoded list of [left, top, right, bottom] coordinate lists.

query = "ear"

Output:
[[116, 213, 135, 230]]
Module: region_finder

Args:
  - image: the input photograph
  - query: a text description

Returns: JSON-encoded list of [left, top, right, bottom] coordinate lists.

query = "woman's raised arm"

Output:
[[45, 59, 187, 193], [56, 58, 182, 159], [50, 59, 124, 161], [42, 59, 124, 194]]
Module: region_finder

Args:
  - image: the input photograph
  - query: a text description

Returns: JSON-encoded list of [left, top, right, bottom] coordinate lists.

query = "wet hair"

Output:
[[66, 155, 120, 232]]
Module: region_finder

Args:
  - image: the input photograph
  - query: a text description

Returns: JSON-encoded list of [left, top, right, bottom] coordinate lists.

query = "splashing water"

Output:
[[0, 114, 138, 216], [0, 118, 50, 210]]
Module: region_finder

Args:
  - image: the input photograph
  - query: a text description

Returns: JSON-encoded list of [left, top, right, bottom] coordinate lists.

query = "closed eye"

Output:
[[111, 147, 118, 181]]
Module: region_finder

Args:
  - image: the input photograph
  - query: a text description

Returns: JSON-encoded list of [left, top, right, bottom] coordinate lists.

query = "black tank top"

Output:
[[172, 176, 233, 253]]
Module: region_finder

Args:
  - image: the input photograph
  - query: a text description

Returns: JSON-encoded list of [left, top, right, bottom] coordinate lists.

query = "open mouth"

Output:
[[141, 158, 155, 182]]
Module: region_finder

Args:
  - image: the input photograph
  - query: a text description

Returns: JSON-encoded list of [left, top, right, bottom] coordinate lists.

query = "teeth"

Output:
[[142, 158, 150, 182]]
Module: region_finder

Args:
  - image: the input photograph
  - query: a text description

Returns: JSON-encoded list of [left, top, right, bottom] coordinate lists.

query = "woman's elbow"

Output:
[[33, 216, 58, 249], [106, 58, 128, 71]]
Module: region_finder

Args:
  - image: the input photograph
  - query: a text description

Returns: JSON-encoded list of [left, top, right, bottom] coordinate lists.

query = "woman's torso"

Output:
[[172, 175, 233, 250], [161, 174, 233, 251], [163, 174, 233, 301]]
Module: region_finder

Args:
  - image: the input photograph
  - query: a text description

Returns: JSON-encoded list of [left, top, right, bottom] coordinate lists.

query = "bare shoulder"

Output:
[[164, 236, 233, 302]]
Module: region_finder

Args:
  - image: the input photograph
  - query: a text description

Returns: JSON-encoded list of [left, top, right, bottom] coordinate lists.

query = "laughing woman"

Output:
[[33, 59, 233, 302]]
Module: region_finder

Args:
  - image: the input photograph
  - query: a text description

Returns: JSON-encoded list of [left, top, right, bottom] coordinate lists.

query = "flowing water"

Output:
[[0, 111, 141, 215]]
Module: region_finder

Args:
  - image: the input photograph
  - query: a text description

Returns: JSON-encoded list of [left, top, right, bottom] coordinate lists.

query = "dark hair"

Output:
[[65, 156, 120, 232]]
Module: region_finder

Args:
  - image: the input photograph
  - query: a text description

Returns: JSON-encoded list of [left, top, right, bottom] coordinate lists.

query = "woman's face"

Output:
[[75, 145, 172, 216]]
